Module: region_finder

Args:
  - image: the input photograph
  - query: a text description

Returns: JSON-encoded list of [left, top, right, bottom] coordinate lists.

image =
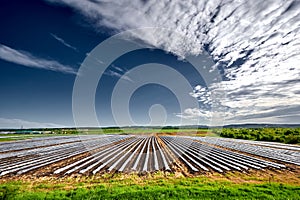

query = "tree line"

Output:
[[213, 128, 300, 144]]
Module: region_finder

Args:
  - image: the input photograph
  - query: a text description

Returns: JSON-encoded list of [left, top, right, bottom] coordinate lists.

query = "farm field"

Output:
[[0, 133, 300, 199], [1, 134, 300, 176]]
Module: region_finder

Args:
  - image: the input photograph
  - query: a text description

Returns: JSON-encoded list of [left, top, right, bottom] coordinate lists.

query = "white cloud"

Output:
[[111, 64, 124, 72], [104, 64, 133, 82], [0, 44, 77, 74], [50, 33, 78, 51], [0, 118, 65, 129], [187, 81, 300, 124], [176, 108, 212, 120], [105, 70, 133, 82], [46, 0, 300, 124], [189, 85, 212, 105]]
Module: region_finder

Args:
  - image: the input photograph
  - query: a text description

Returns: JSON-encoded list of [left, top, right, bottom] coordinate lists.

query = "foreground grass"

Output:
[[1, 173, 300, 200]]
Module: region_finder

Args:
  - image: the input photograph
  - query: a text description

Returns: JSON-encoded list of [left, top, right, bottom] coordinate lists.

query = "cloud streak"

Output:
[[0, 43, 77, 74], [50, 33, 78, 51], [104, 64, 133, 82]]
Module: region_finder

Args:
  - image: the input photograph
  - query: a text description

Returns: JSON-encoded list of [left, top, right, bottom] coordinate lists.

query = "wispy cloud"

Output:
[[0, 118, 65, 129], [111, 64, 124, 72], [50, 33, 78, 51], [104, 64, 133, 82], [0, 44, 77, 74]]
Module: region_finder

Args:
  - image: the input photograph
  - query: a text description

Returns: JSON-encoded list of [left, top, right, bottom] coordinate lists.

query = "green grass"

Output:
[[1, 127, 213, 137], [0, 134, 78, 142], [0, 135, 41, 142], [1, 177, 299, 200], [84, 128, 212, 135], [0, 138, 16, 142]]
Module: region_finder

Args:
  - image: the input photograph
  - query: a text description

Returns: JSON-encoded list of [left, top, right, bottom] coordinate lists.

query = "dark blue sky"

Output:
[[0, 0, 209, 128], [3, 0, 297, 128], [0, 0, 106, 127]]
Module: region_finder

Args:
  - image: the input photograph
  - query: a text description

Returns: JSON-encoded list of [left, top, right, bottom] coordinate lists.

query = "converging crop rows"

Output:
[[0, 135, 299, 176]]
